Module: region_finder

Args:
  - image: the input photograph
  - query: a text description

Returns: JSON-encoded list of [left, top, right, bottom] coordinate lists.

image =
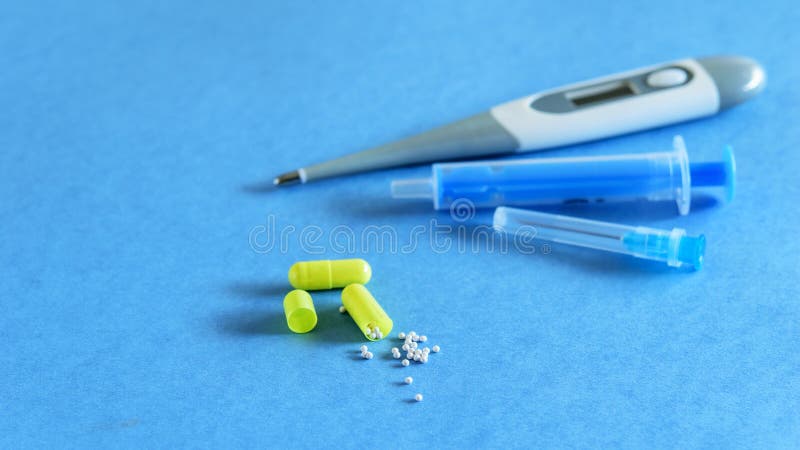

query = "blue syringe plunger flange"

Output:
[[688, 144, 736, 203], [672, 136, 692, 215]]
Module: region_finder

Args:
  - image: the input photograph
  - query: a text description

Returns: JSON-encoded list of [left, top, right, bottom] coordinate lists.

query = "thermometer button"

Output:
[[646, 68, 689, 88]]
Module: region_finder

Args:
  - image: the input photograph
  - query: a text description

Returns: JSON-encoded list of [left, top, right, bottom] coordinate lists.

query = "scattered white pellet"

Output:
[[414, 393, 423, 402], [392, 347, 399, 353], [406, 351, 414, 359], [432, 345, 440, 353], [412, 335, 419, 342], [419, 335, 427, 342], [409, 341, 418, 350], [398, 332, 406, 339], [392, 352, 401, 359], [402, 344, 409, 351], [404, 377, 413, 385], [422, 347, 430, 354], [413, 354, 420, 361], [401, 359, 410, 367], [360, 345, 368, 353], [420, 355, 428, 363], [339, 305, 346, 314], [408, 331, 416, 337], [363, 351, 373, 359]]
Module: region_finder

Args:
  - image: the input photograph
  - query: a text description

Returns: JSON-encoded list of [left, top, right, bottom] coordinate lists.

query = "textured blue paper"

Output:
[[1, 1, 799, 448]]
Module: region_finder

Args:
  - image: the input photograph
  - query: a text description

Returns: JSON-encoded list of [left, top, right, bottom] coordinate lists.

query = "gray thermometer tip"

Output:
[[273, 170, 302, 186]]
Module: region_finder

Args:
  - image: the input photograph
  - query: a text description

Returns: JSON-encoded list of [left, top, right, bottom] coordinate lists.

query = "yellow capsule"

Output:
[[288, 258, 372, 290], [341, 284, 392, 341], [283, 289, 317, 333]]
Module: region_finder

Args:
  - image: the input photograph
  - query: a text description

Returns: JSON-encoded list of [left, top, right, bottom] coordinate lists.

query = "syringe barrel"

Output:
[[493, 207, 637, 255], [432, 136, 692, 214]]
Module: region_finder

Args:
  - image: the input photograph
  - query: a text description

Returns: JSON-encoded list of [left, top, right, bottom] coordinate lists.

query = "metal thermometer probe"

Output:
[[273, 55, 764, 186]]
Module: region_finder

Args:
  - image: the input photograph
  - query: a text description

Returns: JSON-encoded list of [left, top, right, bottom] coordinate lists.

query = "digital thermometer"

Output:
[[273, 55, 765, 185]]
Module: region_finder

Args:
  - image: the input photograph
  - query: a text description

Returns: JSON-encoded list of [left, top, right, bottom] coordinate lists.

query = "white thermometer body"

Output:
[[492, 59, 721, 150]]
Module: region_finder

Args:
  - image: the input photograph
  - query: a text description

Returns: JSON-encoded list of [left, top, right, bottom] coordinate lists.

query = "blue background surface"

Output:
[[2, 1, 799, 448]]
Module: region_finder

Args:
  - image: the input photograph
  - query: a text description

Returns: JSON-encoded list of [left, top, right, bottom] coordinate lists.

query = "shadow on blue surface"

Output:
[[214, 303, 365, 343], [218, 280, 367, 342], [332, 191, 721, 223], [531, 242, 694, 275], [448, 222, 691, 275], [533, 194, 721, 223], [214, 309, 286, 336], [240, 181, 278, 194], [225, 280, 287, 300]]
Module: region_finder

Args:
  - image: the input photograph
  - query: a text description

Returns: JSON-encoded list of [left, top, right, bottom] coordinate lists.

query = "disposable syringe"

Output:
[[391, 136, 735, 215], [493, 207, 706, 270]]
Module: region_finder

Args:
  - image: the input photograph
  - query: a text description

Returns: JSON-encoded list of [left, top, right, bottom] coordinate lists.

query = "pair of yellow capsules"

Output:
[[283, 258, 393, 340]]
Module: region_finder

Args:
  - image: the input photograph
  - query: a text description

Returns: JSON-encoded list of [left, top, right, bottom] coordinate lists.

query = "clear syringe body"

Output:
[[492, 207, 706, 269], [391, 136, 735, 215]]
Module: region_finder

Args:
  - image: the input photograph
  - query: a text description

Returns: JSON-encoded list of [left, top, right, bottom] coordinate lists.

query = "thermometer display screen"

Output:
[[568, 82, 636, 106]]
